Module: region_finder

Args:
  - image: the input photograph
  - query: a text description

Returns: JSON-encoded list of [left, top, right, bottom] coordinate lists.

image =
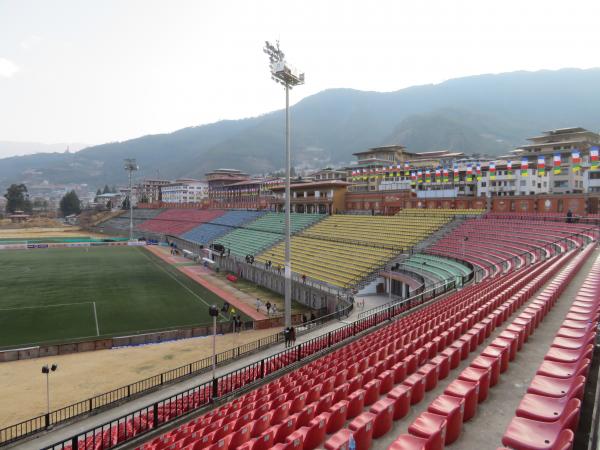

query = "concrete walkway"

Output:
[[12, 294, 392, 450]]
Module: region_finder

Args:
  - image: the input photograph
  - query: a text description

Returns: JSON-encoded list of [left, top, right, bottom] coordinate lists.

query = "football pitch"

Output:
[[0, 246, 238, 349]]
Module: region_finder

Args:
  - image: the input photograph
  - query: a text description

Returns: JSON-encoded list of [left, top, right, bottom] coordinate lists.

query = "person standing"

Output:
[[290, 326, 296, 346], [266, 301, 272, 316], [256, 298, 262, 312], [284, 327, 290, 348]]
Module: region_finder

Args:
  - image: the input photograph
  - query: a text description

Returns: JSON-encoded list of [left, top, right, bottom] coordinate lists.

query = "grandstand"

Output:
[[92, 209, 165, 236], [182, 211, 267, 245], [401, 254, 471, 287], [257, 214, 451, 288], [45, 231, 597, 450], [213, 213, 322, 258], [10, 209, 600, 450], [137, 209, 226, 236], [397, 208, 486, 217], [427, 217, 597, 277]]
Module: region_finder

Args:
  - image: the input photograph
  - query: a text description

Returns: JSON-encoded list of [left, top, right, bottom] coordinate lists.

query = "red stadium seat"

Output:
[[387, 385, 411, 420], [323, 400, 348, 434], [387, 434, 429, 450], [444, 379, 478, 421], [369, 397, 395, 438], [427, 394, 464, 445], [408, 411, 447, 450], [502, 399, 580, 450], [347, 389, 366, 419]]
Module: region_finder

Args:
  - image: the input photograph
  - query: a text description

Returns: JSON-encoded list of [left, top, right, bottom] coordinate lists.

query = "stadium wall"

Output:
[[0, 322, 255, 363], [214, 254, 345, 313]]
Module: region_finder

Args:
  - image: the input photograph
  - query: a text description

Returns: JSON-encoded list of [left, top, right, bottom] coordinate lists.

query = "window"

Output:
[[520, 180, 526, 186], [481, 181, 487, 187]]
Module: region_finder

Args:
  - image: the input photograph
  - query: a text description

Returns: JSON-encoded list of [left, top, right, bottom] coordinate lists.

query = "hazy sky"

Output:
[[1, 0, 599, 155]]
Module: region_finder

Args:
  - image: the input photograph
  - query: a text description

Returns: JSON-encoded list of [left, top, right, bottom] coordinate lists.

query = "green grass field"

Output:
[[0, 246, 241, 349]]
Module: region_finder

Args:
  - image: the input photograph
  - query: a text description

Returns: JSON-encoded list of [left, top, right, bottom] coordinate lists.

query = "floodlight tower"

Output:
[[263, 41, 304, 329], [124, 159, 139, 240]]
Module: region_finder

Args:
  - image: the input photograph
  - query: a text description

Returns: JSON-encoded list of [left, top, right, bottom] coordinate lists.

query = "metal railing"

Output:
[[38, 274, 451, 450], [39, 228, 595, 450], [0, 298, 353, 447]]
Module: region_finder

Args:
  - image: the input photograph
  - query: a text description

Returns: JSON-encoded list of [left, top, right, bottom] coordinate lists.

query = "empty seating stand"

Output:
[[123, 236, 590, 450], [182, 211, 267, 245], [501, 252, 600, 450], [213, 213, 322, 258], [256, 214, 451, 288], [137, 209, 226, 236], [427, 217, 596, 279]]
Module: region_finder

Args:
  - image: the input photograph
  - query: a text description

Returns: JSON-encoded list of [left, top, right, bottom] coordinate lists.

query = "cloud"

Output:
[[0, 58, 19, 78], [20, 35, 43, 50]]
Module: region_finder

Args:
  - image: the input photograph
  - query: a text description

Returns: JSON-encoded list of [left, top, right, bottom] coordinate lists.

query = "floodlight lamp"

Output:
[[209, 305, 219, 317], [51, 364, 58, 371], [42, 365, 49, 374]]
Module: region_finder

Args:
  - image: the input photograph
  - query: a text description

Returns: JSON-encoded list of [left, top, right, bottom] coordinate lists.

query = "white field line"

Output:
[[138, 247, 227, 319], [0, 302, 92, 311], [93, 301, 100, 336]]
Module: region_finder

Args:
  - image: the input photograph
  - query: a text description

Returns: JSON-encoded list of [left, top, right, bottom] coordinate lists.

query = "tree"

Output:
[[4, 184, 32, 213], [111, 185, 117, 193], [121, 196, 130, 210], [59, 190, 82, 217], [103, 185, 110, 194]]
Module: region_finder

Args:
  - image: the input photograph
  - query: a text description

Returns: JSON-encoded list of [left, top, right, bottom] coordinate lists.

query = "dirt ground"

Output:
[[0, 226, 108, 239], [0, 327, 279, 428]]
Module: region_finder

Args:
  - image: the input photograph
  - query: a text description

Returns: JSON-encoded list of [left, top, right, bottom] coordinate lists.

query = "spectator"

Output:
[[272, 304, 278, 315], [284, 327, 290, 347], [277, 264, 282, 275], [302, 274, 307, 284], [302, 314, 307, 327], [266, 301, 272, 316], [236, 315, 242, 333], [256, 298, 262, 312], [310, 312, 316, 323], [566, 209, 573, 224], [290, 326, 296, 345]]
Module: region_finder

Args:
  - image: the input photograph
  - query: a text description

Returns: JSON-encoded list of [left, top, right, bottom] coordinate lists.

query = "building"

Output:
[[135, 179, 171, 204], [513, 127, 600, 157], [96, 193, 124, 210], [269, 180, 349, 214], [584, 169, 600, 194], [347, 145, 416, 193], [509, 127, 600, 195], [310, 168, 348, 182], [161, 179, 208, 204]]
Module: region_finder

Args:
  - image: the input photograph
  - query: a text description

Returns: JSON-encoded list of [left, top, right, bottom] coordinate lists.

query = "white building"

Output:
[[583, 169, 600, 194], [161, 179, 208, 204]]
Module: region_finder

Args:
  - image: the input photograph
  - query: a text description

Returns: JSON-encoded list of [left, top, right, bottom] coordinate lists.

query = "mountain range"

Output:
[[1, 68, 599, 189]]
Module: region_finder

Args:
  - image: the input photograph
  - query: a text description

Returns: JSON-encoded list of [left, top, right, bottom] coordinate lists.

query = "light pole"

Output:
[[264, 41, 304, 329], [124, 159, 139, 241], [208, 305, 219, 381], [42, 363, 58, 427]]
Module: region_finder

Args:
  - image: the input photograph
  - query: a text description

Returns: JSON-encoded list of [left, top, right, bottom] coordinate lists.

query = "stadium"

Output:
[[2, 11, 600, 450], [1, 200, 600, 450]]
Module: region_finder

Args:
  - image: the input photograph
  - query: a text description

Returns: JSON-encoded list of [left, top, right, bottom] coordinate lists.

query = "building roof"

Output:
[[206, 168, 249, 175], [542, 127, 588, 135], [353, 145, 410, 156], [227, 179, 265, 187], [270, 180, 351, 191], [413, 151, 465, 158], [514, 139, 592, 152]]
